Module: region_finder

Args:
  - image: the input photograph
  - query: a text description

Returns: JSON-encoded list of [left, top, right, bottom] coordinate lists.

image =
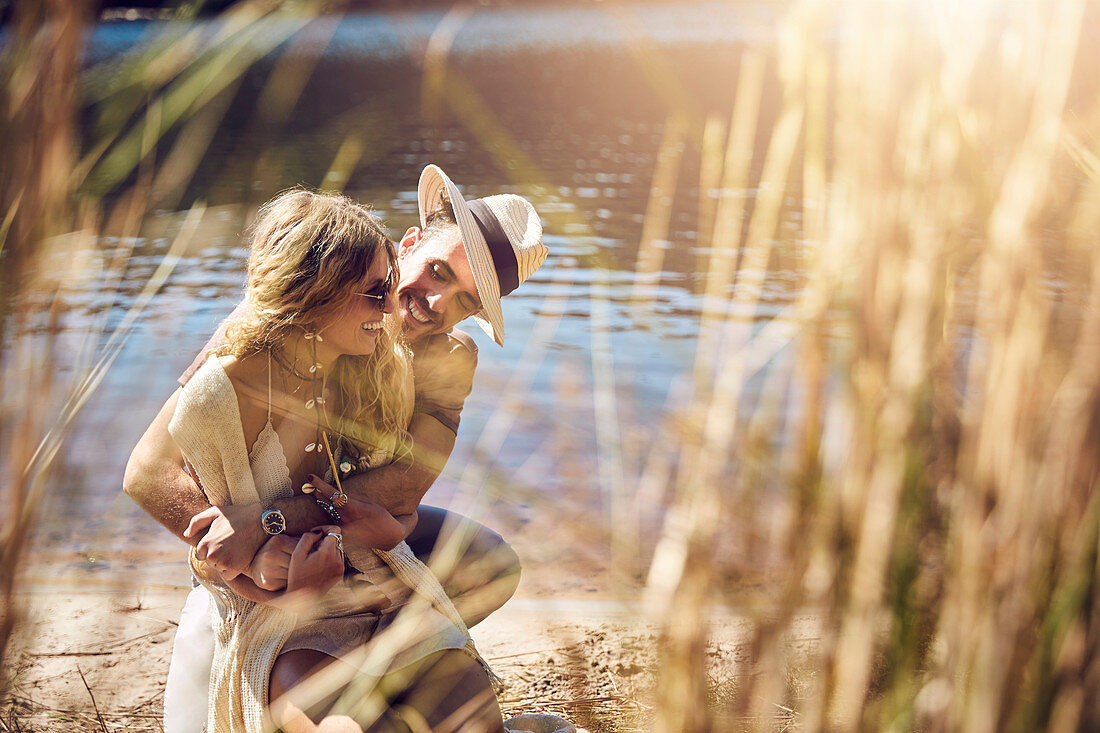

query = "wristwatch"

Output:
[[261, 508, 286, 535]]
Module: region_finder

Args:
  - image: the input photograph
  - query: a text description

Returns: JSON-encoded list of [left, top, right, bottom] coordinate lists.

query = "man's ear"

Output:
[[398, 227, 421, 259]]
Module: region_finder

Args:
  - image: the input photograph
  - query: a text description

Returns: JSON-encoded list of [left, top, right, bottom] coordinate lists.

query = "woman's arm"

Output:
[[125, 390, 271, 578], [236, 484, 413, 597], [305, 474, 409, 551], [211, 530, 344, 611]]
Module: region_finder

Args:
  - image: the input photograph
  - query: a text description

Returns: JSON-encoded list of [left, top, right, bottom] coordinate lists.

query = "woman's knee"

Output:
[[269, 649, 367, 732], [270, 649, 503, 733], [392, 651, 504, 733], [270, 650, 335, 704]]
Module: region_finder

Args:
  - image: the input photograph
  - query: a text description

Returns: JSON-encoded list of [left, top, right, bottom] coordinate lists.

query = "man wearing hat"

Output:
[[124, 164, 548, 730]]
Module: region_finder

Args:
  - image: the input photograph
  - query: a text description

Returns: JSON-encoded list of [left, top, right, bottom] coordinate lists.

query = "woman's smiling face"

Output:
[[314, 254, 395, 359]]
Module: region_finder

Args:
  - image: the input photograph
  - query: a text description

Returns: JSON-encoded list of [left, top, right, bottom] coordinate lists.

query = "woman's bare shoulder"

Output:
[[219, 353, 269, 414], [220, 352, 269, 381]]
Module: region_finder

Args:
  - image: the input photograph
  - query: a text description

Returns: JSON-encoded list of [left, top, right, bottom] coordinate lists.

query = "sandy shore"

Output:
[[2, 498, 778, 732], [2, 584, 764, 732]]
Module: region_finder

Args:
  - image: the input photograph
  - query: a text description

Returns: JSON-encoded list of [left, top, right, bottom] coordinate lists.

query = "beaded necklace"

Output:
[[270, 331, 327, 457], [270, 331, 363, 481]]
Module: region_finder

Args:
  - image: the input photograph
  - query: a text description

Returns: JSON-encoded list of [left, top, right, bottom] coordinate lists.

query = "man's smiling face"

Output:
[[395, 225, 483, 344]]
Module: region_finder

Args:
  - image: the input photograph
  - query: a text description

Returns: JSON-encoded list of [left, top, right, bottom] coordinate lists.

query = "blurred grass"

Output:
[[2, 0, 1100, 731], [658, 1, 1099, 731]]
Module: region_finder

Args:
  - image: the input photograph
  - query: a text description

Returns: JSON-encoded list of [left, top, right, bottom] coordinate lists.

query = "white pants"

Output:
[[163, 586, 214, 733]]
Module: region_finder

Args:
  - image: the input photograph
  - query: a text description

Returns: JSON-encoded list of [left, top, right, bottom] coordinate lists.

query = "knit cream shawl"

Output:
[[169, 357, 486, 733]]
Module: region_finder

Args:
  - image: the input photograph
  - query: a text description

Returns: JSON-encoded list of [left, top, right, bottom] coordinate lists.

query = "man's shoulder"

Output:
[[178, 301, 252, 387], [412, 328, 479, 374], [414, 327, 478, 359], [409, 328, 478, 433]]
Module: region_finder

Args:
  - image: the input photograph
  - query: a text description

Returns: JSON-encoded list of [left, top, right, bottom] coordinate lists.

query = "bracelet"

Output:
[[315, 497, 341, 524]]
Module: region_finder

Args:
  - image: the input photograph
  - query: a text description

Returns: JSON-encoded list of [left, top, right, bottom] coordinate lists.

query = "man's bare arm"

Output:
[[123, 388, 333, 574], [123, 389, 210, 543], [124, 395, 456, 571], [337, 412, 458, 515], [271, 413, 457, 542]]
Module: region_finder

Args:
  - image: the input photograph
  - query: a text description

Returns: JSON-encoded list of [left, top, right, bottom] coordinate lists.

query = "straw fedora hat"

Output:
[[417, 164, 548, 346]]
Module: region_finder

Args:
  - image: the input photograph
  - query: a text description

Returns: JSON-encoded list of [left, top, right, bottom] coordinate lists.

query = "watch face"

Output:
[[262, 509, 286, 535]]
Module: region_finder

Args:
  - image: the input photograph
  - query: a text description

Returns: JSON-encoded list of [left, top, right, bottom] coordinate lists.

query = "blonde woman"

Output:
[[165, 190, 503, 732]]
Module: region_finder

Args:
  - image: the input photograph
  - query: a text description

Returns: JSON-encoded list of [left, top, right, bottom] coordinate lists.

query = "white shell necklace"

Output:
[[270, 331, 328, 456]]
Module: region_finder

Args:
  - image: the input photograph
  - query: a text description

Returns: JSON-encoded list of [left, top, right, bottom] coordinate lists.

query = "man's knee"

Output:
[[468, 527, 522, 582], [449, 532, 521, 627], [451, 525, 522, 608], [412, 507, 521, 580], [270, 650, 339, 707], [409, 507, 522, 622]]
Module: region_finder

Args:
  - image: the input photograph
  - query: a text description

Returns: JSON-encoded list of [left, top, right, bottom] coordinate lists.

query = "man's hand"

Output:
[[248, 534, 296, 591], [308, 474, 413, 551], [185, 504, 267, 579]]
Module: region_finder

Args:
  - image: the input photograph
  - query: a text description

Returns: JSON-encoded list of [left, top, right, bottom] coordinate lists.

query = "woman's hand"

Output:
[[286, 527, 345, 597], [307, 474, 408, 551], [248, 534, 296, 591], [217, 529, 344, 611]]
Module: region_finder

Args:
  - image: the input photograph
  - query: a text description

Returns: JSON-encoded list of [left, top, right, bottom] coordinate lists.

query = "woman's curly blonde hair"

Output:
[[222, 189, 412, 465]]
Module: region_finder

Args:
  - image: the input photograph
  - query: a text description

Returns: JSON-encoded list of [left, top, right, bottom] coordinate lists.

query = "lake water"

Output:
[[24, 2, 808, 592]]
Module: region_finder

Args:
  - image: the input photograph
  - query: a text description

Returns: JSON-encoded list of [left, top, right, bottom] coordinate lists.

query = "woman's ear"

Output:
[[398, 227, 421, 259]]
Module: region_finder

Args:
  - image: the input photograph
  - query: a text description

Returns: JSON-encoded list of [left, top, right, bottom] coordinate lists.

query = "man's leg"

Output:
[[405, 507, 521, 627]]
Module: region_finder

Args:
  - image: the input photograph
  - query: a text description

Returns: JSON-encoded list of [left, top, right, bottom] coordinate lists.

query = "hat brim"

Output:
[[417, 164, 506, 346]]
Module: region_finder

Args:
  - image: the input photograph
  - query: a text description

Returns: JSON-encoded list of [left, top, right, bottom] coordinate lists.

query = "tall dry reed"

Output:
[[0, 0, 89, 687], [0, 0, 339, 694], [630, 1, 1100, 731]]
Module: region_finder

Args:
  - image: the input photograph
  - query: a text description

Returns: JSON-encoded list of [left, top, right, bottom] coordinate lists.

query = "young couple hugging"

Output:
[[124, 164, 549, 733]]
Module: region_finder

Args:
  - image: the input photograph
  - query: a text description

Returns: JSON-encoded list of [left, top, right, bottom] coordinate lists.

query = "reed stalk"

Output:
[[640, 1, 1100, 731], [0, 0, 89, 690]]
